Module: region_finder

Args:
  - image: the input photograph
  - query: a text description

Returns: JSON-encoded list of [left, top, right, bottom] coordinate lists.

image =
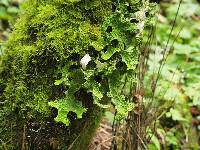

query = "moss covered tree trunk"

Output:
[[0, 0, 154, 149]]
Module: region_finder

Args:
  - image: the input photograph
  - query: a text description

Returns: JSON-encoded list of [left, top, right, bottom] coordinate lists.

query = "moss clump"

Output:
[[0, 0, 154, 149]]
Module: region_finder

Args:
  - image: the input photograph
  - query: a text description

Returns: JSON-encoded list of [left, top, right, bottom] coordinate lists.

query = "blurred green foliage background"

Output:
[[0, 0, 22, 42], [145, 0, 200, 149]]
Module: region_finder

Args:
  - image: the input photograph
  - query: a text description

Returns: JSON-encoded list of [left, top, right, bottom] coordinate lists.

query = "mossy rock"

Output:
[[0, 0, 154, 149]]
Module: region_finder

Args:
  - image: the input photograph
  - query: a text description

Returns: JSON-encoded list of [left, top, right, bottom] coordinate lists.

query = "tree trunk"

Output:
[[0, 0, 154, 149]]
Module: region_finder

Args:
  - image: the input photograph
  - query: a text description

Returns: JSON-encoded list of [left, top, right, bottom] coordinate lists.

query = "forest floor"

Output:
[[89, 118, 113, 150]]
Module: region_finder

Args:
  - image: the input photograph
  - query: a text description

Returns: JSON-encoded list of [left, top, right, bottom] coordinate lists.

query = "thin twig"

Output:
[[151, 0, 183, 100]]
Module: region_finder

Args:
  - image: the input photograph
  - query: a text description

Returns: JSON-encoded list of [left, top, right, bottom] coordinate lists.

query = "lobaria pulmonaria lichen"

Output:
[[0, 0, 155, 149]]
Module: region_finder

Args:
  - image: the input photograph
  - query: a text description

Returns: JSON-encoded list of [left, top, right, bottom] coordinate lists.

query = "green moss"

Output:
[[0, 0, 154, 149]]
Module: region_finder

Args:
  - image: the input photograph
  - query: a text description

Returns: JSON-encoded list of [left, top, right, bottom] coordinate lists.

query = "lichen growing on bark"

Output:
[[0, 0, 154, 149]]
